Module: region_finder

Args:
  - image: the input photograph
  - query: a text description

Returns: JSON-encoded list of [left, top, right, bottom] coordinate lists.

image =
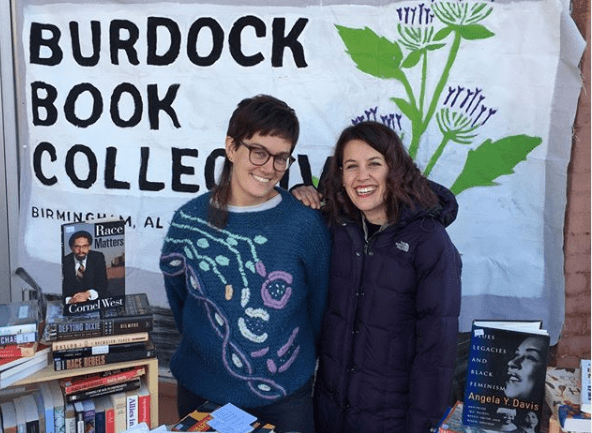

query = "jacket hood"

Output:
[[397, 180, 459, 229]]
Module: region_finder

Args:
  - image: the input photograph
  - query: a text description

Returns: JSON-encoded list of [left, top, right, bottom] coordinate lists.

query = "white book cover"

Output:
[[125, 394, 138, 429], [0, 353, 50, 390]]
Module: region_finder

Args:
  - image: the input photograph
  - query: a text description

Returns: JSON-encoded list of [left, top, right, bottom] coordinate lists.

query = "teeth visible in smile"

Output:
[[253, 175, 270, 183], [356, 187, 375, 195]]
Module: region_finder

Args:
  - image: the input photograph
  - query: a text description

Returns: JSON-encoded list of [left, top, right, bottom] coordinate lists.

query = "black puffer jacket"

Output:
[[314, 182, 462, 433]]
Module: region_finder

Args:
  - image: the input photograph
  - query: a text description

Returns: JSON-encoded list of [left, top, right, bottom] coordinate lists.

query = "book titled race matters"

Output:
[[43, 294, 153, 342], [463, 320, 550, 433], [61, 220, 125, 316]]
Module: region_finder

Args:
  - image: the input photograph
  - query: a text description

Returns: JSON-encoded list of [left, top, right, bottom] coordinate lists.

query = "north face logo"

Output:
[[396, 241, 409, 252]]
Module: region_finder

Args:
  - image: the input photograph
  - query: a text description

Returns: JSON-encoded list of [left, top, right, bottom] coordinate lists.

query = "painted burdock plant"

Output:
[[336, 0, 542, 195]]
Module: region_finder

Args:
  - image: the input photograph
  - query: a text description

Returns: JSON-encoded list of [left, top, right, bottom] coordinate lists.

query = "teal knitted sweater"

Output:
[[160, 188, 331, 408]]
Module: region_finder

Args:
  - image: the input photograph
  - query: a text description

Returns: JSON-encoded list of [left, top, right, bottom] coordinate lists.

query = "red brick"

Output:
[[565, 292, 592, 315], [565, 272, 591, 295]]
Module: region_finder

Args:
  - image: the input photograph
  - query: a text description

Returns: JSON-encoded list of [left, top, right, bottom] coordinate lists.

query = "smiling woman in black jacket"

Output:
[[294, 121, 462, 433]]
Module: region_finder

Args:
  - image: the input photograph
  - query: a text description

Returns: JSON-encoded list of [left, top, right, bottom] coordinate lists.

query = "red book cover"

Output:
[[0, 342, 38, 358], [59, 366, 145, 394], [137, 380, 150, 428]]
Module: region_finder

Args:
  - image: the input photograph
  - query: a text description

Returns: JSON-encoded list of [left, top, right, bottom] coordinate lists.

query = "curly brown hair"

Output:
[[322, 121, 438, 225]]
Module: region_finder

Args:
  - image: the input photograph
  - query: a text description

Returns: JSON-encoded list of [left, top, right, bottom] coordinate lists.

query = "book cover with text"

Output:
[[463, 321, 550, 433], [61, 220, 125, 316]]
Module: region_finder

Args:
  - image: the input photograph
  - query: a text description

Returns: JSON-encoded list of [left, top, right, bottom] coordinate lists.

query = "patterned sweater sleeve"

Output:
[[160, 212, 189, 335]]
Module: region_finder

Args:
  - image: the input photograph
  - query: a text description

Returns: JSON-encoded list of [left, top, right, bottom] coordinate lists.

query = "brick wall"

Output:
[[555, 0, 591, 368]]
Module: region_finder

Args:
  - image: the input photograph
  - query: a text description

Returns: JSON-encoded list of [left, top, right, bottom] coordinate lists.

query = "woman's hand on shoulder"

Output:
[[291, 185, 323, 209]]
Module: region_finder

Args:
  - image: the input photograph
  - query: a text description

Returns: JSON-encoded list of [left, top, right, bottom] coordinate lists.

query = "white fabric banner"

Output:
[[15, 0, 585, 343]]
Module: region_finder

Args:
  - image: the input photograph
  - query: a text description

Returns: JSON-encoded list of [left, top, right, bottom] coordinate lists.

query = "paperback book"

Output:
[[43, 294, 152, 342], [53, 341, 148, 360], [61, 220, 125, 316], [463, 320, 550, 433], [0, 342, 40, 358], [59, 366, 145, 394], [65, 378, 142, 404], [437, 402, 485, 433], [53, 340, 156, 371], [51, 333, 149, 352]]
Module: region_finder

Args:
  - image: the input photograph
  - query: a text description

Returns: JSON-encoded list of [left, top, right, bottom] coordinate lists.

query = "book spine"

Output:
[[94, 410, 105, 433], [104, 407, 114, 433], [54, 345, 154, 372], [125, 394, 138, 429], [82, 401, 95, 433], [53, 347, 155, 371], [65, 379, 142, 404], [0, 332, 37, 345], [0, 346, 36, 358], [64, 404, 76, 433], [0, 323, 38, 336], [53, 342, 147, 360], [51, 317, 152, 342], [137, 383, 150, 428], [63, 367, 145, 394], [52, 333, 149, 351], [108, 394, 126, 433]]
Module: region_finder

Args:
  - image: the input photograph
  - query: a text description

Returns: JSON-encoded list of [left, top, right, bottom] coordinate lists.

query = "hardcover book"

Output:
[[51, 333, 149, 352], [136, 380, 150, 428], [53, 342, 148, 360], [61, 220, 126, 316], [462, 320, 550, 433], [36, 383, 55, 433], [43, 294, 152, 342], [0, 301, 40, 337], [53, 341, 155, 371], [63, 404, 75, 433]]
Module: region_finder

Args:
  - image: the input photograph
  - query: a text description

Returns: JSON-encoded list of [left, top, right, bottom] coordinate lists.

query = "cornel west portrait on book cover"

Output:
[[61, 220, 126, 315]]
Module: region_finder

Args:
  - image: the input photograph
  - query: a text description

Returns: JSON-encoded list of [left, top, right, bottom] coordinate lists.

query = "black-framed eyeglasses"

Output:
[[239, 141, 295, 171]]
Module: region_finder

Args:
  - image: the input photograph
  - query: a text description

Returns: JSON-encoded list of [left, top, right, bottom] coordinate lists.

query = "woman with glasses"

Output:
[[160, 94, 330, 433]]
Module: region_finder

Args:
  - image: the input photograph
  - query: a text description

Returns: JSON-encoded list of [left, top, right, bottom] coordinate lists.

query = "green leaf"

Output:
[[458, 24, 495, 40], [434, 27, 454, 41], [312, 176, 319, 188], [402, 49, 422, 68], [391, 97, 417, 121], [426, 43, 447, 51], [335, 25, 404, 79], [450, 135, 543, 195]]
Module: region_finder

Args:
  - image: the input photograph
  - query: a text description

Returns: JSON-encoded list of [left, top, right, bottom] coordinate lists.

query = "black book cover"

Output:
[[53, 340, 156, 371], [61, 220, 125, 316], [43, 294, 152, 342], [463, 321, 550, 433], [65, 378, 142, 403]]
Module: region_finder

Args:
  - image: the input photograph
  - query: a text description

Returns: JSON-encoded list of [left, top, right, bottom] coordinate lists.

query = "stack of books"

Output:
[[0, 300, 50, 389], [43, 293, 155, 372]]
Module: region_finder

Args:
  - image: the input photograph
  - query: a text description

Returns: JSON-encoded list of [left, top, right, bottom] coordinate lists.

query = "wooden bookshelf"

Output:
[[14, 357, 159, 428]]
